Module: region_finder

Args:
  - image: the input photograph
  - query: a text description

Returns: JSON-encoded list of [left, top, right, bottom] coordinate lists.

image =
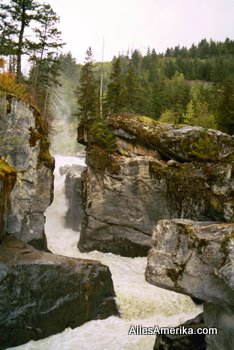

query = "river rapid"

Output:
[[10, 155, 202, 350]]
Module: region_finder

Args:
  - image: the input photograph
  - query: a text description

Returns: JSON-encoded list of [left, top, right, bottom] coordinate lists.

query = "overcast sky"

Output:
[[46, 0, 234, 63]]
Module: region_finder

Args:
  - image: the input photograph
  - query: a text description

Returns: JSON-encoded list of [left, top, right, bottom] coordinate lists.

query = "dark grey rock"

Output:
[[0, 236, 118, 350], [204, 302, 234, 350], [64, 164, 86, 231], [154, 313, 206, 350]]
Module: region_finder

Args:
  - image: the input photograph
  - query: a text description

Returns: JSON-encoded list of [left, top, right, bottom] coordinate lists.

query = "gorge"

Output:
[[0, 96, 233, 349]]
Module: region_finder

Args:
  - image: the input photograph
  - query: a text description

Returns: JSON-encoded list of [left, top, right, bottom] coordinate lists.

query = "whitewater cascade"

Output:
[[10, 155, 201, 350]]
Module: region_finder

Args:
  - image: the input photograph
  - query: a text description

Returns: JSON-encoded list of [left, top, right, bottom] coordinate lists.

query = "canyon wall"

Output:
[[78, 114, 233, 257], [0, 95, 54, 249]]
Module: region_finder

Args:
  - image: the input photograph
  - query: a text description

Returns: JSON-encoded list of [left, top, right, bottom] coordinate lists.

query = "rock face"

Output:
[[146, 220, 234, 350], [0, 235, 118, 350], [77, 114, 234, 256], [0, 95, 54, 250], [0, 160, 16, 241], [63, 164, 86, 231]]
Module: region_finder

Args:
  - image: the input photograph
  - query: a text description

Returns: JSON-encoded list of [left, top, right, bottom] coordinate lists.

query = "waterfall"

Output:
[[9, 155, 202, 350]]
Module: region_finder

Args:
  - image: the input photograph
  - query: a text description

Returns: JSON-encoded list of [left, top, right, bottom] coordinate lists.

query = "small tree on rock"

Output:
[[77, 47, 98, 121]]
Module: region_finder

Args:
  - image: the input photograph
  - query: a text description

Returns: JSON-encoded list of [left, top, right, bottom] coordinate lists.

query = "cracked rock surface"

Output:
[[0, 95, 54, 250], [146, 219, 234, 350], [77, 114, 234, 257]]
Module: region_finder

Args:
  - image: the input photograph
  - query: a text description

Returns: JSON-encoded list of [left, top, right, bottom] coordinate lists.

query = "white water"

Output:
[[10, 155, 202, 350]]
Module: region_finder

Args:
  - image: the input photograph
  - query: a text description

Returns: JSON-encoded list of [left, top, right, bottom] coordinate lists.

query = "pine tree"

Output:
[[0, 0, 39, 82], [123, 60, 138, 113], [29, 3, 64, 102], [77, 47, 98, 121], [0, 0, 63, 83], [215, 80, 234, 134], [183, 100, 196, 125], [106, 57, 124, 113]]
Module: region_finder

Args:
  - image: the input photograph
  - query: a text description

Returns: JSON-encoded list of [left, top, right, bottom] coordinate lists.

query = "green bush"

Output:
[[90, 118, 116, 152]]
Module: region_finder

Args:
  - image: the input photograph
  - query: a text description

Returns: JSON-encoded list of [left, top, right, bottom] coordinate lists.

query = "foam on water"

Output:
[[9, 155, 202, 350]]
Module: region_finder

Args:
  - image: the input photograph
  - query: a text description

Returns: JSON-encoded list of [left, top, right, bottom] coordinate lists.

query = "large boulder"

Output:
[[0, 95, 54, 250], [107, 114, 234, 162], [145, 220, 234, 305], [77, 115, 234, 257], [146, 219, 234, 350], [0, 235, 118, 349]]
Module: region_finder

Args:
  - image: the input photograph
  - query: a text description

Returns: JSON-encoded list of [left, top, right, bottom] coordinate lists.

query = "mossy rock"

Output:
[[38, 136, 55, 170], [89, 118, 117, 152], [107, 114, 234, 162]]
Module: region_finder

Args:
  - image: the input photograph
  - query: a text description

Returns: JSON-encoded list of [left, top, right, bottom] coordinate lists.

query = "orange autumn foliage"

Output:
[[0, 58, 6, 69], [0, 72, 28, 100]]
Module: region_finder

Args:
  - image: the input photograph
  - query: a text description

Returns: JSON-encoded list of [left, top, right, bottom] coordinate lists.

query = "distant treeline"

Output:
[[60, 38, 234, 134]]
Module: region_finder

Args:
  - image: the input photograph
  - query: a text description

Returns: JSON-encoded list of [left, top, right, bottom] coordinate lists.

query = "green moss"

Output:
[[0, 159, 17, 178], [210, 196, 223, 211], [138, 115, 154, 123], [183, 224, 196, 236], [89, 118, 116, 152], [189, 132, 220, 161], [119, 148, 129, 156], [38, 136, 54, 169]]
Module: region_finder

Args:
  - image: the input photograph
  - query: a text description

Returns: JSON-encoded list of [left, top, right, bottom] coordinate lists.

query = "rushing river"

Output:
[[10, 155, 202, 350]]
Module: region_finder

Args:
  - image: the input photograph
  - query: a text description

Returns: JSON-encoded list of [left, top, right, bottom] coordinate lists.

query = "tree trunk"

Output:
[[16, 0, 26, 83]]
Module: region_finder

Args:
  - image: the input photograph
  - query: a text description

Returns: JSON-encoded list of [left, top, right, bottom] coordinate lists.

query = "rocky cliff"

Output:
[[146, 220, 234, 349], [0, 94, 54, 249], [77, 114, 234, 257]]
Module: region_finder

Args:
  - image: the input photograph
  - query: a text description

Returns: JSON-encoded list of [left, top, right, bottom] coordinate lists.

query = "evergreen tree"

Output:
[[0, 0, 39, 82], [29, 3, 64, 102], [123, 60, 138, 112], [215, 80, 234, 134], [106, 57, 124, 113], [60, 52, 78, 81], [0, 0, 63, 83], [77, 47, 98, 120], [183, 100, 196, 125]]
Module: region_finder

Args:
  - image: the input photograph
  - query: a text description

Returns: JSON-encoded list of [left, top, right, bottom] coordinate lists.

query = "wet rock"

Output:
[[154, 313, 206, 350], [146, 219, 234, 350], [0, 235, 118, 350], [0, 95, 54, 250], [145, 220, 234, 305], [64, 164, 86, 231], [77, 115, 233, 257]]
